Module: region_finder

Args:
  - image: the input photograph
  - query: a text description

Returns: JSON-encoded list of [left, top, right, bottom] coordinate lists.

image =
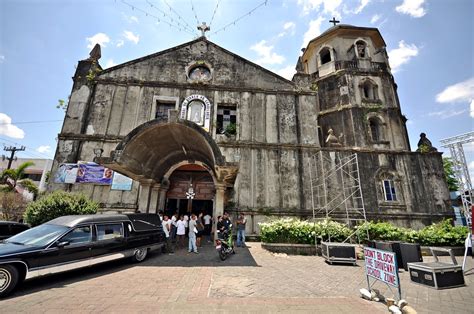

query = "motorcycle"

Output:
[[215, 227, 235, 261]]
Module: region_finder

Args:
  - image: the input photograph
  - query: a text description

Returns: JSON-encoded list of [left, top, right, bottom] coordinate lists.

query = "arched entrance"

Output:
[[163, 162, 215, 217], [95, 119, 237, 229]]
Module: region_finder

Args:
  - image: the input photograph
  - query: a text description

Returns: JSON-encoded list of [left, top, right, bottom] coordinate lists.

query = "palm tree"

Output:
[[0, 161, 38, 196]]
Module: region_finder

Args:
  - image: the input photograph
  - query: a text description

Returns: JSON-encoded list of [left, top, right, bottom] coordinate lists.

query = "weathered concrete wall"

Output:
[[50, 35, 451, 231]]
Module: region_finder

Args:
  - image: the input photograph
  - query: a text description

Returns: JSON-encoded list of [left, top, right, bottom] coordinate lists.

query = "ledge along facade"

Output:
[[50, 24, 452, 236]]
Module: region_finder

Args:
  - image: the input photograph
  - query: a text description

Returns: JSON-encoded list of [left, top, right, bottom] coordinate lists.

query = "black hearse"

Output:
[[0, 214, 165, 297]]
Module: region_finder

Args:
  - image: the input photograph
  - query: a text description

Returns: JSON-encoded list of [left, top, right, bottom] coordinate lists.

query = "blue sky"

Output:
[[0, 0, 473, 174]]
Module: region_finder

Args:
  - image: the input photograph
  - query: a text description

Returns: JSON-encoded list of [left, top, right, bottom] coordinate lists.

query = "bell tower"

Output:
[[299, 24, 410, 151]]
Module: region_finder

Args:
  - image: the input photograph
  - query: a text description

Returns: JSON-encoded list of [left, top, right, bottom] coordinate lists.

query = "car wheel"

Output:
[[131, 248, 148, 263], [0, 264, 19, 298]]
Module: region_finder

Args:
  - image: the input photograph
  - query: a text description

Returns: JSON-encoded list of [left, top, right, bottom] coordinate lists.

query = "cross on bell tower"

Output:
[[329, 17, 340, 27], [197, 22, 210, 37]]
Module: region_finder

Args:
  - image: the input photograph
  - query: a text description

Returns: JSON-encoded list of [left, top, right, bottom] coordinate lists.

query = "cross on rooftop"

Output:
[[198, 22, 210, 37], [329, 17, 340, 26]]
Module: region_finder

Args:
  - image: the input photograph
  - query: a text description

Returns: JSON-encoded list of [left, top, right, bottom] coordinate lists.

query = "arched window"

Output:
[[320, 47, 332, 65], [360, 79, 378, 100], [374, 170, 402, 203], [369, 118, 382, 142], [355, 40, 368, 58]]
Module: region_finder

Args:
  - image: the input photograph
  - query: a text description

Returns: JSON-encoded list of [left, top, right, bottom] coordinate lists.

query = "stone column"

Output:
[[138, 180, 154, 213], [158, 187, 169, 212], [148, 184, 161, 214], [213, 184, 226, 240]]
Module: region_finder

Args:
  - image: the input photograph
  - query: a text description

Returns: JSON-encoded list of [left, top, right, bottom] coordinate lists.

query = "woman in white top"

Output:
[[176, 216, 186, 249]]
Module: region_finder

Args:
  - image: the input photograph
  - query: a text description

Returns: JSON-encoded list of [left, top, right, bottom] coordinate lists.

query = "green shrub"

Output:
[[355, 221, 408, 242], [260, 218, 469, 247], [24, 191, 99, 226], [259, 218, 351, 245], [416, 219, 468, 246]]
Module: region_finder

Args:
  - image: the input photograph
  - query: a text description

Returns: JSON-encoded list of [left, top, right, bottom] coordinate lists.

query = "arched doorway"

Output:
[[95, 119, 238, 228], [164, 163, 215, 217]]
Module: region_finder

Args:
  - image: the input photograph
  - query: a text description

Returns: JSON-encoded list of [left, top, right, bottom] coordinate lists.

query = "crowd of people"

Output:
[[159, 211, 247, 254]]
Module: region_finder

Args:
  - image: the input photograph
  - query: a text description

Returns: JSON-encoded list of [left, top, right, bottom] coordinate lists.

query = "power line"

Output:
[[0, 137, 53, 159], [209, 0, 221, 27], [0, 119, 63, 126], [210, 0, 269, 36], [161, 0, 197, 34], [121, 0, 196, 36], [146, 0, 196, 34], [190, 0, 201, 25]]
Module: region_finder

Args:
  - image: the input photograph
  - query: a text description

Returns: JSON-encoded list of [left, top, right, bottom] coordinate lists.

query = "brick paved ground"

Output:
[[0, 242, 472, 313]]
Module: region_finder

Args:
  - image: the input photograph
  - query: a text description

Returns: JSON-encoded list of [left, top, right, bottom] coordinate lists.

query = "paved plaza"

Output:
[[1, 242, 472, 313]]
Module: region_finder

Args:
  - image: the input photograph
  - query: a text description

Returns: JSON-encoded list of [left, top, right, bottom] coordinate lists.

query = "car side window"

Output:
[[10, 225, 27, 234], [61, 226, 92, 244], [96, 224, 123, 241]]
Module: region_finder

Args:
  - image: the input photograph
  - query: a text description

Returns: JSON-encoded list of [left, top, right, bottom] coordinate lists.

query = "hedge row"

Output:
[[259, 218, 468, 246]]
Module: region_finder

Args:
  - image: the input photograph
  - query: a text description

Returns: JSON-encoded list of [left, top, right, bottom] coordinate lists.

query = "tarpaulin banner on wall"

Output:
[[75, 162, 113, 185], [54, 164, 79, 184], [111, 172, 133, 191]]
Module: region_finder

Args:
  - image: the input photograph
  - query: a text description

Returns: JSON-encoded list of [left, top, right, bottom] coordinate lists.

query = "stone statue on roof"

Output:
[[87, 44, 101, 61], [417, 133, 437, 152]]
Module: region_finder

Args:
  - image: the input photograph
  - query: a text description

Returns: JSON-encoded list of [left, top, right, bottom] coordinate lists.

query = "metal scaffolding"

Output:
[[440, 131, 474, 226], [307, 151, 368, 242]]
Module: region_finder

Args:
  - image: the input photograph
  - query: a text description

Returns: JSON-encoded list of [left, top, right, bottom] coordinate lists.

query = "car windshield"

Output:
[[5, 224, 69, 247]]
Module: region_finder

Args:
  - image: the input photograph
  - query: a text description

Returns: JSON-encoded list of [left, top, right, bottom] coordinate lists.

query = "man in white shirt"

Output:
[[176, 216, 186, 249], [161, 215, 174, 254], [203, 213, 212, 242]]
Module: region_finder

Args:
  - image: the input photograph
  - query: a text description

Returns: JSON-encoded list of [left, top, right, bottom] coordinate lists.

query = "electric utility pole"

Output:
[[3, 146, 25, 169]]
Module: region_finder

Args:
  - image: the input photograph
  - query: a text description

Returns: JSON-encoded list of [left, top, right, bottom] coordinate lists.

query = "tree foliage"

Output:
[[24, 191, 99, 226], [0, 161, 38, 196], [442, 157, 459, 191], [0, 192, 27, 221]]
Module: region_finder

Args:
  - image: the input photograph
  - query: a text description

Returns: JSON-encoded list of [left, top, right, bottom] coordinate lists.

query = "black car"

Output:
[[0, 213, 165, 297], [0, 221, 30, 240]]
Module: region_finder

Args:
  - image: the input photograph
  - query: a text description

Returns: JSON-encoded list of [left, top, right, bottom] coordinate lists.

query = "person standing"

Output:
[[188, 214, 198, 253], [161, 215, 174, 254], [196, 212, 205, 247], [170, 212, 178, 243], [203, 212, 212, 242], [176, 216, 186, 249], [236, 213, 247, 247]]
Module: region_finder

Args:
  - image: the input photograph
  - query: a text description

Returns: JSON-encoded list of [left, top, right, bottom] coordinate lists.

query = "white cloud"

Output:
[[297, 0, 342, 16], [0, 113, 25, 139], [387, 40, 419, 73], [86, 33, 110, 49], [370, 14, 381, 24], [116, 40, 124, 48], [428, 109, 467, 119], [469, 161, 474, 171], [354, 0, 370, 14], [105, 59, 117, 68], [36, 145, 51, 154], [250, 40, 285, 65], [0, 55, 4, 63], [435, 78, 474, 104], [123, 31, 139, 44], [470, 99, 474, 118], [278, 22, 296, 37], [276, 65, 296, 80], [395, 0, 426, 18], [121, 12, 139, 24], [302, 16, 325, 48]]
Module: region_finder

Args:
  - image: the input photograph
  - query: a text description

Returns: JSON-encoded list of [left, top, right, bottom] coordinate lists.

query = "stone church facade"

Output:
[[50, 25, 452, 234]]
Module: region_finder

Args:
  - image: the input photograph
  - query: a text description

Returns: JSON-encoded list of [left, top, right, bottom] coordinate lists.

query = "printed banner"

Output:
[[111, 172, 133, 191], [54, 164, 79, 184], [75, 162, 113, 185], [364, 247, 399, 288]]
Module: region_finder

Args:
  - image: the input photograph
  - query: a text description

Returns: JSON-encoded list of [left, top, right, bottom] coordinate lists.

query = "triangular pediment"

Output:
[[98, 37, 295, 91]]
